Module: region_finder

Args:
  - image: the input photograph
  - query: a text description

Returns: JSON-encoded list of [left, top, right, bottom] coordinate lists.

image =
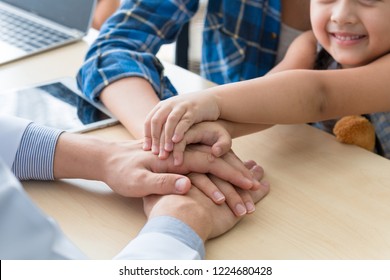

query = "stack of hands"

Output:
[[134, 92, 270, 240]]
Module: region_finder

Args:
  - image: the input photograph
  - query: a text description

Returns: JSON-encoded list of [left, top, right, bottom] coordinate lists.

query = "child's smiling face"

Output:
[[311, 0, 390, 68]]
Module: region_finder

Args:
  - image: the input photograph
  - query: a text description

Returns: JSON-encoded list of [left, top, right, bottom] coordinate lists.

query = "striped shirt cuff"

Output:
[[11, 123, 63, 180]]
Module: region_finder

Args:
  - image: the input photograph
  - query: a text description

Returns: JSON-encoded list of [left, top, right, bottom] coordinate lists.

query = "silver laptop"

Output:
[[0, 0, 96, 65]]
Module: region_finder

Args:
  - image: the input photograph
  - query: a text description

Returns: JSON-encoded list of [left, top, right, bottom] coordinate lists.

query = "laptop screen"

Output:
[[1, 0, 96, 31]]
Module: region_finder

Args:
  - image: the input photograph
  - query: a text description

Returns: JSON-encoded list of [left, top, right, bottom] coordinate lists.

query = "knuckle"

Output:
[[167, 112, 179, 122], [222, 151, 234, 162], [224, 188, 240, 201], [151, 116, 160, 126], [155, 175, 169, 193], [182, 117, 193, 126], [207, 153, 216, 163]]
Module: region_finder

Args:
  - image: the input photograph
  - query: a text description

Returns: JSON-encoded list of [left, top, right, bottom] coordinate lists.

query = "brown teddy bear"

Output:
[[333, 115, 376, 152]]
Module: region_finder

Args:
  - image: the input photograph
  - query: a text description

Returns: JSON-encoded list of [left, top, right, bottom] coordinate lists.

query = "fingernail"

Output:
[[143, 139, 151, 150], [252, 180, 261, 190], [158, 149, 166, 159], [241, 178, 253, 188], [250, 165, 261, 173], [213, 191, 225, 203], [246, 202, 255, 213], [165, 142, 173, 152], [174, 157, 181, 166], [235, 203, 247, 216], [152, 145, 159, 155], [213, 146, 222, 157], [175, 178, 188, 193], [172, 134, 180, 143]]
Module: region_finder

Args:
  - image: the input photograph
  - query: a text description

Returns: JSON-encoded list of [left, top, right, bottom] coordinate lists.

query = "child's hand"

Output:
[[143, 92, 220, 155], [170, 121, 233, 166]]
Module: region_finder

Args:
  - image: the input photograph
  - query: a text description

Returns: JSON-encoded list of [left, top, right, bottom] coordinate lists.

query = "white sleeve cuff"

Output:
[[0, 115, 31, 169], [114, 232, 202, 260], [114, 216, 205, 260]]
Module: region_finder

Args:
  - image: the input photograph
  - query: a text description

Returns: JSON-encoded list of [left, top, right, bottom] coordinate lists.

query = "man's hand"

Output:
[[101, 140, 261, 197], [54, 133, 262, 198], [143, 182, 270, 241], [185, 149, 267, 216]]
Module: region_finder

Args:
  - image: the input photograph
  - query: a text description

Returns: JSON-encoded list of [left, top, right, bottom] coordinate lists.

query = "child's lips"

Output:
[[329, 32, 367, 45], [331, 32, 366, 41]]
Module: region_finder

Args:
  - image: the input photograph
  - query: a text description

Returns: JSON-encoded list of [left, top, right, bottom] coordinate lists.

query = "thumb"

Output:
[[147, 173, 192, 195], [212, 134, 232, 157]]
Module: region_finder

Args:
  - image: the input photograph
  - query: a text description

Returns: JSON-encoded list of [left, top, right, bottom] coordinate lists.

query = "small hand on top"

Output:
[[143, 92, 221, 158]]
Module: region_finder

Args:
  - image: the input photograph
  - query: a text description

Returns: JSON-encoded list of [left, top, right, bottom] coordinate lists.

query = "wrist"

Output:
[[100, 77, 159, 139], [216, 119, 234, 136], [141, 216, 205, 259], [98, 140, 123, 185], [207, 88, 223, 120], [53, 133, 110, 181], [146, 194, 212, 242]]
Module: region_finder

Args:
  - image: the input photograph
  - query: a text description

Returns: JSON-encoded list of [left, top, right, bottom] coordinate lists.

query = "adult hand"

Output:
[[101, 140, 260, 197], [184, 146, 267, 216], [143, 180, 270, 241]]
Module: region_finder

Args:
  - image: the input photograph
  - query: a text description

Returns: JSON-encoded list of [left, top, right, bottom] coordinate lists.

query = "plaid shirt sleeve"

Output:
[[77, 0, 282, 102], [77, 0, 200, 102]]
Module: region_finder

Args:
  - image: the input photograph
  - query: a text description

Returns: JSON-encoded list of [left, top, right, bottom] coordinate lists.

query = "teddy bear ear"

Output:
[[333, 115, 376, 152]]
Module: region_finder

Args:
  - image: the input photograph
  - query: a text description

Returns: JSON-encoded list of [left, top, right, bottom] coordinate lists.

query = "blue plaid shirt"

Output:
[[77, 0, 281, 101]]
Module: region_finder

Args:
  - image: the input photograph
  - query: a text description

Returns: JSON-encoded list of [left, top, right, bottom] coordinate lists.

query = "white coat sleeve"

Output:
[[0, 115, 205, 259], [114, 216, 205, 260], [0, 161, 205, 260], [0, 159, 88, 259], [0, 114, 31, 168]]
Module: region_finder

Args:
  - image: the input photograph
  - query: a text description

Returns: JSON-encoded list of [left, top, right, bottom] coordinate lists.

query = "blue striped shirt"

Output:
[[11, 123, 62, 180], [77, 0, 281, 101]]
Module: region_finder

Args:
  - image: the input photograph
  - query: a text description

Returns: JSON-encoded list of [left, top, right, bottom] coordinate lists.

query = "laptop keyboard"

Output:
[[0, 7, 72, 52]]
